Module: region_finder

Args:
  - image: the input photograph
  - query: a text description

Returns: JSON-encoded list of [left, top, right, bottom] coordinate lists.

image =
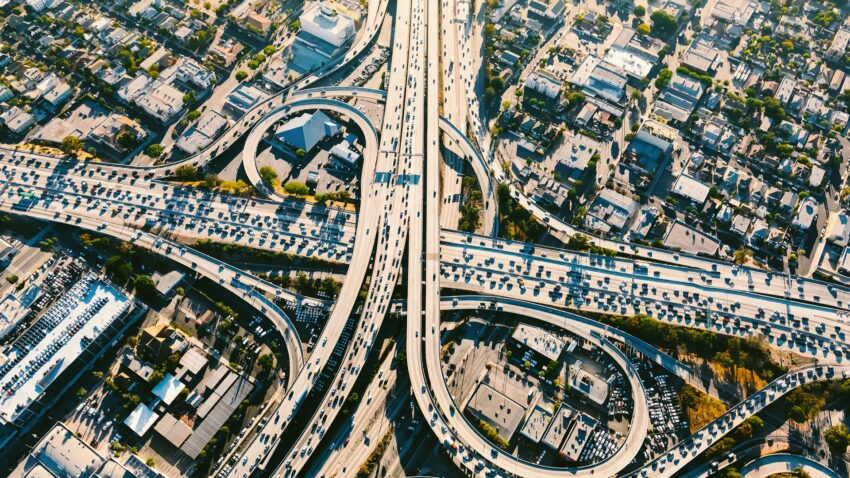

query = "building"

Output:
[[124, 402, 159, 437], [139, 323, 185, 361], [555, 133, 599, 183], [171, 363, 254, 458], [654, 73, 704, 124], [523, 70, 563, 117], [0, 107, 35, 135], [223, 83, 269, 119], [330, 134, 361, 166], [297, 4, 356, 57], [663, 220, 720, 256], [571, 56, 628, 104], [207, 38, 244, 68], [519, 405, 553, 443], [509, 324, 568, 368], [134, 81, 184, 123], [586, 188, 639, 232], [117, 75, 151, 104], [150, 270, 185, 299], [10, 422, 165, 478], [531, 177, 568, 208], [568, 362, 609, 405], [89, 114, 148, 153], [244, 12, 272, 35], [465, 382, 526, 443], [559, 407, 597, 461], [792, 197, 818, 230], [176, 110, 228, 154], [174, 59, 216, 90], [0, 276, 133, 430], [826, 27, 850, 63], [26, 0, 54, 12], [670, 173, 710, 204], [682, 39, 720, 74], [151, 373, 185, 406], [625, 130, 673, 174], [274, 110, 340, 153]]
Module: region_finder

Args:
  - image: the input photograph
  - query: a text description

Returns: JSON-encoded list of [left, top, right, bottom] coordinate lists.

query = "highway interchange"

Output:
[[2, 1, 850, 477]]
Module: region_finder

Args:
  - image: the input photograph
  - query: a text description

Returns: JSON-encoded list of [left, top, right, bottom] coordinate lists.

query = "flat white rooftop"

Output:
[[0, 276, 129, 424]]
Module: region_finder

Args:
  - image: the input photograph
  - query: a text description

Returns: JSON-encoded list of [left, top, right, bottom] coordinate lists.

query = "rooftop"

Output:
[[0, 277, 130, 424], [510, 324, 566, 363]]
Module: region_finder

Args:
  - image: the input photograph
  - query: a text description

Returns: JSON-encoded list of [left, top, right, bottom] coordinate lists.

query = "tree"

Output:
[[144, 143, 163, 157], [825, 424, 850, 455], [187, 110, 201, 121], [633, 5, 646, 16], [733, 246, 752, 265], [116, 131, 138, 150], [235, 70, 248, 81], [77, 387, 88, 398], [284, 181, 309, 196], [257, 353, 274, 371], [655, 68, 673, 89], [294, 148, 307, 158], [650, 10, 678, 37], [133, 274, 157, 301], [637, 23, 651, 35], [61, 135, 84, 155], [175, 164, 199, 181], [259, 165, 278, 188], [6, 275, 18, 284], [182, 91, 197, 106], [289, 19, 301, 30]]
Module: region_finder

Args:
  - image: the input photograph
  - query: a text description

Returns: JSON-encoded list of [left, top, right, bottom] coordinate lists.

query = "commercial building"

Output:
[[150, 270, 185, 299], [273, 110, 341, 153], [571, 56, 628, 105], [568, 363, 609, 406], [176, 110, 228, 154], [330, 134, 362, 166], [509, 324, 568, 368], [0, 276, 133, 429], [586, 188, 639, 233], [124, 402, 159, 437], [519, 405, 552, 443], [297, 4, 356, 57], [11, 422, 167, 478], [223, 83, 269, 119], [654, 74, 704, 124], [134, 81, 184, 124], [465, 382, 526, 443], [671, 174, 711, 205]]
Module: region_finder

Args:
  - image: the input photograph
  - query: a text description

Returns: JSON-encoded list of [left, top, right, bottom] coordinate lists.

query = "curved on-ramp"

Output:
[[247, 87, 499, 235], [740, 453, 841, 478], [408, 295, 650, 478]]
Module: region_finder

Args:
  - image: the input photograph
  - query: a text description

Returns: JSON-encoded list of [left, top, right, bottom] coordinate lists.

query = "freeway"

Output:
[[220, 96, 387, 478], [438, 235, 850, 360], [0, 149, 357, 263], [8, 148, 847, 364], [246, 0, 431, 475], [446, 230, 850, 313]]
